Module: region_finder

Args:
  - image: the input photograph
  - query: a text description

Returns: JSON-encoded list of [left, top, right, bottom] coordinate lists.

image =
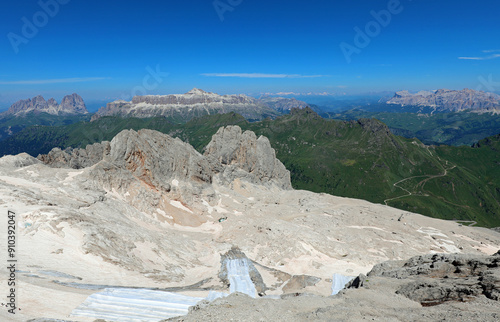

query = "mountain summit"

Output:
[[385, 88, 500, 112], [4, 93, 88, 116]]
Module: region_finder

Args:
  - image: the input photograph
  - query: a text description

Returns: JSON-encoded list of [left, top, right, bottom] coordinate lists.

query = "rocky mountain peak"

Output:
[[4, 93, 88, 116], [60, 93, 88, 114], [186, 88, 207, 95], [205, 126, 292, 190]]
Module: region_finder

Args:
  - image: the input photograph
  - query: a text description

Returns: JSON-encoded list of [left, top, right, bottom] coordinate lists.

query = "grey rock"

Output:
[[0, 152, 40, 168], [205, 126, 292, 189], [60, 93, 88, 114], [39, 126, 291, 193], [368, 253, 500, 306], [4, 93, 88, 116], [37, 142, 111, 169]]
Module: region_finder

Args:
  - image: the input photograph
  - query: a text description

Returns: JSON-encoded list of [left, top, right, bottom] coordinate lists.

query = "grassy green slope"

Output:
[[0, 112, 91, 141]]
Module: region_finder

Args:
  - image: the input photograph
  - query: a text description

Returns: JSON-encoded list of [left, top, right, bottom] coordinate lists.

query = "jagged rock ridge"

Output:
[[39, 125, 292, 193], [4, 93, 88, 116], [385, 88, 500, 112]]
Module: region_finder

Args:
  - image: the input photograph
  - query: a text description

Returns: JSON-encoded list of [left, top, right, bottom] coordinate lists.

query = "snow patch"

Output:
[[170, 200, 193, 213]]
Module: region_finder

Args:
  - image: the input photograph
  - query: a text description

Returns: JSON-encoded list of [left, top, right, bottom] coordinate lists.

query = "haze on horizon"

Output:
[[0, 0, 499, 106]]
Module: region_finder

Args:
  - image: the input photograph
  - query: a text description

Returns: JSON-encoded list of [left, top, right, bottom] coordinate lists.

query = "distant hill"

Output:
[[1, 108, 499, 227], [384, 89, 500, 112], [258, 95, 308, 113]]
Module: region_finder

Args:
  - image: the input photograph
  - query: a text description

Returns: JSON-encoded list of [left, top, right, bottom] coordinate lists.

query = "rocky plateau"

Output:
[[92, 88, 307, 121]]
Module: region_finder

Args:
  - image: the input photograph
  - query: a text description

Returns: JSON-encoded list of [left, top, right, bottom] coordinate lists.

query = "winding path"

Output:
[[384, 162, 456, 206]]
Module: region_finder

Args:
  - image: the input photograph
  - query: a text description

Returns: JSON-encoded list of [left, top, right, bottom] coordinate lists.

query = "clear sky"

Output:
[[0, 0, 499, 105]]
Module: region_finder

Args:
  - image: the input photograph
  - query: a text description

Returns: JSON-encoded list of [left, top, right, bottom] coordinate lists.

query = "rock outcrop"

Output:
[[39, 126, 292, 191], [37, 142, 111, 169], [385, 88, 500, 112], [204, 126, 292, 190], [3, 93, 88, 116], [353, 252, 500, 306]]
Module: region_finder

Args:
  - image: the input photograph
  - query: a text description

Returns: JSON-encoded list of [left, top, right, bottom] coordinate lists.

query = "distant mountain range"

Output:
[[92, 88, 308, 121], [384, 88, 500, 112], [2, 93, 88, 116]]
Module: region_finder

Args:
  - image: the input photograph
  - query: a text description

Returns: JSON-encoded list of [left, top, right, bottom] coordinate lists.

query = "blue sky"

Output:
[[0, 0, 499, 106]]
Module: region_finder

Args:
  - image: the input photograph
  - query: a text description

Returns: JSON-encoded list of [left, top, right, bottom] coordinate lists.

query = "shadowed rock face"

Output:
[[386, 88, 500, 111], [4, 93, 88, 116]]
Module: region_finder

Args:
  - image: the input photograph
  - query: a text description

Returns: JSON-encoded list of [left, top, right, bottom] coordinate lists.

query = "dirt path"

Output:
[[384, 160, 456, 206]]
